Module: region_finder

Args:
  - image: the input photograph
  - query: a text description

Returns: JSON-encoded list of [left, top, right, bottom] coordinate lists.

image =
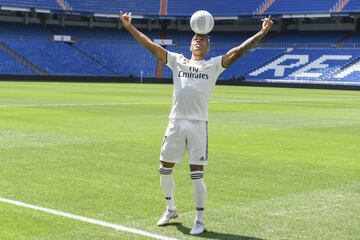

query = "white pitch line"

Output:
[[0, 197, 177, 240]]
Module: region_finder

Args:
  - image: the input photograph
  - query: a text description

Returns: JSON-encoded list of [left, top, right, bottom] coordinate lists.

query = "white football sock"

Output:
[[159, 167, 176, 211], [191, 171, 206, 222]]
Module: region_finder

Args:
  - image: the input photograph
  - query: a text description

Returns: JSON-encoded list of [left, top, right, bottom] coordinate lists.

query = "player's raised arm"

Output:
[[120, 12, 167, 64], [222, 16, 273, 68]]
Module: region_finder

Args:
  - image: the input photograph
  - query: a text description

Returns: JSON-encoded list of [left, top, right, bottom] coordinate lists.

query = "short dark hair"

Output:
[[193, 33, 210, 39]]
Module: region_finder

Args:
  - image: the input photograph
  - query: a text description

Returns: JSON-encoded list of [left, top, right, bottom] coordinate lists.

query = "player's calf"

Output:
[[157, 166, 177, 226], [190, 170, 207, 234]]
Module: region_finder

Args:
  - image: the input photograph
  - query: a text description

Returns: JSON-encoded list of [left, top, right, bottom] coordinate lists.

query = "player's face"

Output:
[[190, 35, 209, 56]]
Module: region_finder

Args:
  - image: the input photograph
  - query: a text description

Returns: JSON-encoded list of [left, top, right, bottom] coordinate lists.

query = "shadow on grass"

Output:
[[167, 222, 264, 240]]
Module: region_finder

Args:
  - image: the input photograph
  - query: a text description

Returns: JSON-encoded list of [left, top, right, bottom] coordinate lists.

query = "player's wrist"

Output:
[[125, 24, 133, 31], [259, 28, 269, 36]]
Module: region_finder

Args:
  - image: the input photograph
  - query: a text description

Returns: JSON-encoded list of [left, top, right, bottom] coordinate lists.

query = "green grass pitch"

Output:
[[0, 81, 359, 240]]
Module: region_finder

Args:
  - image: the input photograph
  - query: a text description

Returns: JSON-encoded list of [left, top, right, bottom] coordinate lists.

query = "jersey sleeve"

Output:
[[166, 51, 181, 71], [212, 56, 226, 77]]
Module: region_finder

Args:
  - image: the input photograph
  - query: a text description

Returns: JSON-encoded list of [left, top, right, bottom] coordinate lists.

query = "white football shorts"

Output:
[[160, 119, 208, 165]]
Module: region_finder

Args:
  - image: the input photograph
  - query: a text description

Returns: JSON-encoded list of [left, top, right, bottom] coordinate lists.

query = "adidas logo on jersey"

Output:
[[182, 59, 190, 64], [199, 156, 206, 161]]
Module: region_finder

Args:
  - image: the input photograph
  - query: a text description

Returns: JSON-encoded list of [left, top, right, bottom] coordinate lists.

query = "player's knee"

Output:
[[190, 164, 203, 172], [159, 161, 175, 176], [160, 161, 175, 169]]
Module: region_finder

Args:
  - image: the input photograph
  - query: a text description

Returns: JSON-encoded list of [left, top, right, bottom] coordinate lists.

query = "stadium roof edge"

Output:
[[93, 13, 145, 19], [34, 9, 51, 14], [282, 13, 332, 18], [93, 13, 118, 18], [1, 6, 30, 12], [214, 16, 238, 20]]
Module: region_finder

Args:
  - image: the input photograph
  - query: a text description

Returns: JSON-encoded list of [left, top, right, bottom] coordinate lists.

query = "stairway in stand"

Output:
[[332, 0, 350, 13], [254, 0, 276, 15], [0, 42, 47, 75]]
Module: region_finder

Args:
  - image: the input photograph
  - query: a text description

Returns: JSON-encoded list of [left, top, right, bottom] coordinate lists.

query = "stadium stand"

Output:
[[0, 0, 358, 16], [0, 22, 159, 76], [262, 31, 351, 47], [0, 47, 34, 75], [0, 0, 161, 14], [65, 0, 160, 15], [0, 21, 358, 83], [167, 0, 263, 16], [0, 22, 51, 40], [0, 1, 358, 85], [51, 25, 160, 43], [341, 0, 360, 13], [76, 43, 157, 77], [217, 48, 288, 80], [343, 32, 360, 46], [265, 0, 338, 14], [163, 29, 360, 84], [0, 0, 259, 16], [51, 26, 134, 42], [0, 0, 61, 10], [247, 48, 360, 85], [334, 58, 360, 84], [1, 39, 113, 76]]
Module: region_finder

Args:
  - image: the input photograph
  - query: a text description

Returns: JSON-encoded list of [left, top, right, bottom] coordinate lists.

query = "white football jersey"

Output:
[[166, 51, 226, 121]]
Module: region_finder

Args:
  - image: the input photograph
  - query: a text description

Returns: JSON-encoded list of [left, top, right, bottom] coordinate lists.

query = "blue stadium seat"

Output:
[[52, 25, 160, 43], [0, 0, 60, 10], [167, 0, 263, 16], [263, 31, 350, 47], [2, 39, 114, 76], [0, 47, 34, 75], [65, 0, 160, 15], [343, 32, 360, 46], [0, 0, 358, 15], [0, 20, 358, 85], [333, 58, 360, 84], [218, 48, 287, 80], [341, 0, 360, 13], [0, 22, 51, 40], [76, 42, 157, 77], [246, 48, 360, 85], [265, 0, 338, 14]]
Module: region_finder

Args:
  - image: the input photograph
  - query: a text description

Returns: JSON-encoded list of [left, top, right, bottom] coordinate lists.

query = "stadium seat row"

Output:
[[0, 0, 359, 15], [1, 22, 357, 46]]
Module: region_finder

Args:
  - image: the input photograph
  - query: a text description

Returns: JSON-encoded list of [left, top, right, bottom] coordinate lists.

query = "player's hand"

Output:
[[261, 15, 273, 33], [120, 11, 132, 29]]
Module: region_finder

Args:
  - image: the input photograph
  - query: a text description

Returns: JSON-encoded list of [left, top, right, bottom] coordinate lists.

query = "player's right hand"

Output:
[[120, 12, 132, 29]]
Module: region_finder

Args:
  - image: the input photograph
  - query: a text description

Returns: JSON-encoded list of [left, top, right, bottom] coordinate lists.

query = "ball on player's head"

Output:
[[190, 10, 214, 35]]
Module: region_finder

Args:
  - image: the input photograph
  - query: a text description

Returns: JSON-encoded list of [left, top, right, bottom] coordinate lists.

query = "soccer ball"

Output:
[[190, 10, 214, 35]]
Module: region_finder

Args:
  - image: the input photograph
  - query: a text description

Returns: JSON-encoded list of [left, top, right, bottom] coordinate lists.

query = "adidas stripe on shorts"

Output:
[[160, 119, 208, 166]]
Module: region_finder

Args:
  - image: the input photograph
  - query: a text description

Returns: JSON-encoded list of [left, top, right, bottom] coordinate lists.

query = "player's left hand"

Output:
[[120, 11, 132, 29], [261, 15, 273, 33]]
